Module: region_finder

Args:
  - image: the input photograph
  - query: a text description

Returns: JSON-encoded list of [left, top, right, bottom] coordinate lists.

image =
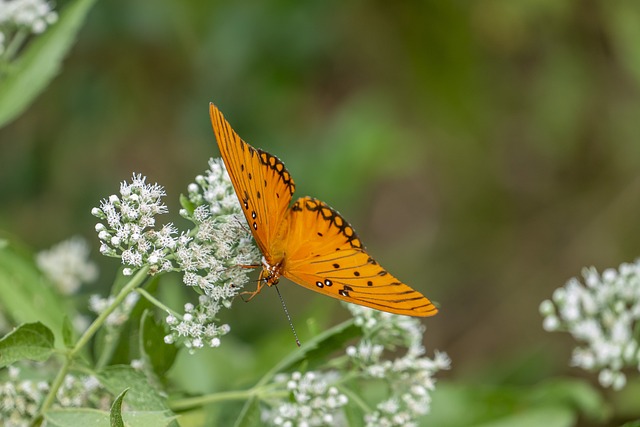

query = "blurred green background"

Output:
[[2, 0, 640, 422]]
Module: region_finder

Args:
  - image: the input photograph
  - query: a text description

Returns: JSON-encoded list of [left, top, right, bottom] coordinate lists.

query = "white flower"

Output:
[[0, 366, 109, 424], [88, 292, 138, 327], [262, 371, 348, 427], [541, 258, 640, 389], [338, 303, 450, 425], [36, 236, 98, 295], [0, 0, 58, 34]]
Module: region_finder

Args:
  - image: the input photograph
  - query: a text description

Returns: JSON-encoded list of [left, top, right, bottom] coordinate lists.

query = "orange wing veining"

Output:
[[209, 103, 295, 257], [283, 197, 437, 317]]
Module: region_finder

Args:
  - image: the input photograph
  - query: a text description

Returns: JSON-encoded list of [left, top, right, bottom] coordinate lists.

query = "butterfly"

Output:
[[209, 103, 437, 317]]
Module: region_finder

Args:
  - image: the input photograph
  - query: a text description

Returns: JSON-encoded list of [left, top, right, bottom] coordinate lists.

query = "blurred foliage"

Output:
[[2, 0, 640, 425]]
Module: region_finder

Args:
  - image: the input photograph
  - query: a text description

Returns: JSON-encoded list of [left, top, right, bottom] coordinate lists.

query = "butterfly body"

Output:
[[209, 103, 438, 317]]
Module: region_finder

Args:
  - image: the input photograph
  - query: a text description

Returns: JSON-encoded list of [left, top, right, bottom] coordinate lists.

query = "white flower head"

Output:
[[93, 174, 177, 274], [36, 236, 98, 295], [262, 371, 348, 427], [542, 258, 640, 389], [0, 366, 109, 423], [0, 0, 58, 34], [343, 303, 449, 425]]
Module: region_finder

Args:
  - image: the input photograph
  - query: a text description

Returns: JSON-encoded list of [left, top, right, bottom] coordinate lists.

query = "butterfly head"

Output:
[[260, 256, 282, 286]]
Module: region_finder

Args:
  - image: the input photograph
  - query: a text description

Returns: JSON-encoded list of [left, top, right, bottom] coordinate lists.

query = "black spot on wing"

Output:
[[292, 197, 364, 249]]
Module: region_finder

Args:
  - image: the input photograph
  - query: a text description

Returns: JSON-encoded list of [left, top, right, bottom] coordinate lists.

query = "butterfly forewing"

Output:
[[209, 104, 295, 256], [283, 197, 438, 317]]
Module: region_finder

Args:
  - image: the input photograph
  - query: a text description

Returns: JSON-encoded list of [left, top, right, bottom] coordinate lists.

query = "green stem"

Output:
[[1, 29, 29, 63], [37, 267, 150, 415], [37, 356, 72, 418], [136, 287, 181, 317], [170, 319, 357, 413], [340, 385, 372, 413], [255, 318, 356, 388], [169, 388, 285, 412]]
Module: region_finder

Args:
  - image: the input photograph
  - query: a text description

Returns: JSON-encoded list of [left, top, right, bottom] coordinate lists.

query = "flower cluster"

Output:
[[92, 159, 260, 350], [0, 365, 109, 427], [163, 299, 231, 350], [346, 304, 451, 427], [262, 371, 349, 427], [0, 0, 58, 56], [260, 304, 449, 426], [0, 366, 48, 426], [55, 373, 110, 410], [162, 159, 260, 350], [92, 174, 173, 276], [36, 236, 98, 295], [540, 260, 640, 390], [89, 292, 140, 327]]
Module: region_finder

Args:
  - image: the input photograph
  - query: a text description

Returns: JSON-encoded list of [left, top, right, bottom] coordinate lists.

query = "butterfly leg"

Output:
[[239, 281, 264, 302], [239, 267, 267, 302], [236, 263, 261, 269]]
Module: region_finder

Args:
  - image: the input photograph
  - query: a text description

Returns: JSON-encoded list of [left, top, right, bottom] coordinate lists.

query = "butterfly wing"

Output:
[[282, 197, 437, 317], [209, 103, 295, 256]]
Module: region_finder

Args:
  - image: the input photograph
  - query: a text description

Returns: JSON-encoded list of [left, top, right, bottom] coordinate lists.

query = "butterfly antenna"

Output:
[[274, 284, 301, 347]]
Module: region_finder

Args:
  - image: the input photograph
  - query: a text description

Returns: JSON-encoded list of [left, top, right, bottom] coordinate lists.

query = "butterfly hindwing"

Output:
[[283, 197, 437, 316], [209, 104, 295, 255]]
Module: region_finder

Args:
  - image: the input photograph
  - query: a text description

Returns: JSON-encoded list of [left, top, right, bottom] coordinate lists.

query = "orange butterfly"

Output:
[[209, 103, 437, 317]]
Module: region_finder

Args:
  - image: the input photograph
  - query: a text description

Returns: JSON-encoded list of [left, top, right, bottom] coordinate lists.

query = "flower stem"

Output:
[[1, 29, 29, 63], [169, 387, 287, 412], [136, 287, 181, 317], [37, 267, 149, 416]]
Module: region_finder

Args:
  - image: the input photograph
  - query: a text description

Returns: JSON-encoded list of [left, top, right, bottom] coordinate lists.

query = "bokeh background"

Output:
[[2, 1, 640, 424]]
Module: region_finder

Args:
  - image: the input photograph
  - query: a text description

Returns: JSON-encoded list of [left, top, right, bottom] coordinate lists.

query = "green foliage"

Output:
[[44, 407, 176, 427], [97, 365, 169, 411], [44, 408, 113, 427], [0, 240, 71, 344], [233, 397, 261, 427], [428, 379, 609, 427], [0, 322, 54, 367], [139, 310, 178, 379], [62, 315, 74, 349], [110, 388, 128, 427], [0, 0, 97, 128]]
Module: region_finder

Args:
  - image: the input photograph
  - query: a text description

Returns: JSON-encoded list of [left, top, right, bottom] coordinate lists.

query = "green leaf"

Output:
[[140, 310, 178, 378], [341, 388, 366, 427], [44, 408, 176, 427], [62, 315, 74, 349], [44, 408, 110, 427], [0, 322, 54, 367], [0, 0, 98, 128], [94, 273, 156, 369], [179, 193, 196, 216], [620, 422, 640, 427], [110, 388, 128, 427], [474, 406, 575, 427], [0, 240, 72, 345], [233, 396, 261, 427], [428, 380, 607, 427], [279, 319, 360, 373], [97, 365, 170, 412], [527, 378, 608, 422]]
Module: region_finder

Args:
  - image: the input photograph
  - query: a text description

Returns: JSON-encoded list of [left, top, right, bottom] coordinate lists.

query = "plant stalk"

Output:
[[37, 267, 149, 416]]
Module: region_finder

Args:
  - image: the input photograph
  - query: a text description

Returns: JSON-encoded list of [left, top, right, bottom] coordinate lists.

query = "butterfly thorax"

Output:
[[259, 256, 283, 286]]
